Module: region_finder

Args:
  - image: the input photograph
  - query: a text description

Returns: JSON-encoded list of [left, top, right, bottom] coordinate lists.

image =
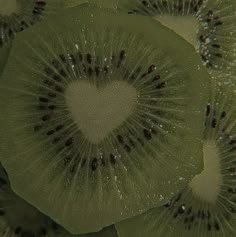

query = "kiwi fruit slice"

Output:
[[0, 4, 210, 234], [0, 0, 64, 77], [0, 163, 117, 237], [116, 80, 236, 237], [118, 0, 236, 77]]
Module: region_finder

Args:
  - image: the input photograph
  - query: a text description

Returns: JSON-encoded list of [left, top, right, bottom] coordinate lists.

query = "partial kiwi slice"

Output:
[[0, 164, 118, 237], [118, 0, 236, 78], [116, 80, 236, 237], [0, 0, 64, 77], [0, 4, 209, 234]]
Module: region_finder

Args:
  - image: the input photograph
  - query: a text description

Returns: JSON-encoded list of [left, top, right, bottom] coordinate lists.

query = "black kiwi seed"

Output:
[[65, 138, 73, 147], [14, 226, 22, 234], [52, 137, 60, 144], [48, 105, 56, 110], [124, 144, 131, 153], [41, 115, 50, 121], [206, 104, 211, 116], [110, 154, 116, 164], [211, 118, 217, 128], [39, 97, 49, 103], [0, 210, 5, 215], [0, 177, 7, 186], [86, 54, 92, 64], [148, 64, 156, 74], [51, 222, 59, 230], [91, 158, 98, 171], [40, 227, 47, 235], [34, 125, 42, 132], [46, 130, 54, 136], [55, 125, 64, 131], [143, 129, 152, 140], [177, 205, 186, 214], [95, 66, 101, 76], [117, 135, 124, 144]]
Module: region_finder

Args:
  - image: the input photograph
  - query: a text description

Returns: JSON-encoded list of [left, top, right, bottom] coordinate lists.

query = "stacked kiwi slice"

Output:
[[0, 0, 64, 77], [117, 0, 236, 80], [0, 0, 235, 236], [116, 79, 236, 236], [0, 163, 117, 237]]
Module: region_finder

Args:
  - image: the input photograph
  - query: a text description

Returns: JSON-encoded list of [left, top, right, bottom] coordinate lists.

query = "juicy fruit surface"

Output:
[[66, 0, 88, 8], [0, 44, 11, 77], [118, 0, 236, 79], [0, 0, 64, 77], [0, 163, 117, 237], [0, 5, 209, 234], [0, 0, 19, 15], [116, 81, 236, 237]]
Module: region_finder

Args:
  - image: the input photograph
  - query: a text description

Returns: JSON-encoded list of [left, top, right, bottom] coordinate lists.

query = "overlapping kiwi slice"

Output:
[[0, 0, 64, 77], [0, 163, 117, 237], [116, 80, 236, 236], [118, 0, 236, 79], [0, 4, 210, 234]]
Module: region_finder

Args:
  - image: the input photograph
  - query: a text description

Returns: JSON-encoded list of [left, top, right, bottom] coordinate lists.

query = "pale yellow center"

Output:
[[155, 15, 198, 47], [65, 80, 137, 144], [190, 140, 222, 203], [0, 0, 19, 15]]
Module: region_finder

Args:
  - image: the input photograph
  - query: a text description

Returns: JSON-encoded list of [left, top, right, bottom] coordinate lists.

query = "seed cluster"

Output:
[[164, 192, 223, 232], [161, 104, 236, 233], [127, 0, 204, 16], [0, 167, 63, 237], [0, 1, 47, 47], [198, 10, 223, 68], [123, 0, 229, 73], [32, 50, 168, 173]]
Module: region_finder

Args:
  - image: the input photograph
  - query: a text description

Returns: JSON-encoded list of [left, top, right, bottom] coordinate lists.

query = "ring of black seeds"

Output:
[[31, 47, 182, 175], [0, 1, 48, 48], [120, 0, 234, 70], [0, 166, 64, 237], [157, 103, 236, 234]]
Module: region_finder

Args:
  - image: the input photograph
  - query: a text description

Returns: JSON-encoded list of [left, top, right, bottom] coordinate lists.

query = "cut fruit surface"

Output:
[[0, 0, 19, 15], [155, 15, 198, 46], [0, 4, 210, 234], [0, 0, 64, 77], [118, 0, 236, 80], [0, 163, 118, 237], [116, 80, 236, 237]]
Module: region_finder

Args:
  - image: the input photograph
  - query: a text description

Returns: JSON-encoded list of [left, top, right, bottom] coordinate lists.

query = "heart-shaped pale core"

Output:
[[189, 140, 222, 203], [65, 80, 137, 144]]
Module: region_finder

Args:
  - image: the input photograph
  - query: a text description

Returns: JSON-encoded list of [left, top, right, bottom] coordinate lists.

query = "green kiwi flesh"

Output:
[[65, 0, 88, 8], [116, 80, 236, 237], [0, 0, 64, 76], [118, 0, 236, 79], [0, 163, 117, 237], [0, 4, 210, 234]]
